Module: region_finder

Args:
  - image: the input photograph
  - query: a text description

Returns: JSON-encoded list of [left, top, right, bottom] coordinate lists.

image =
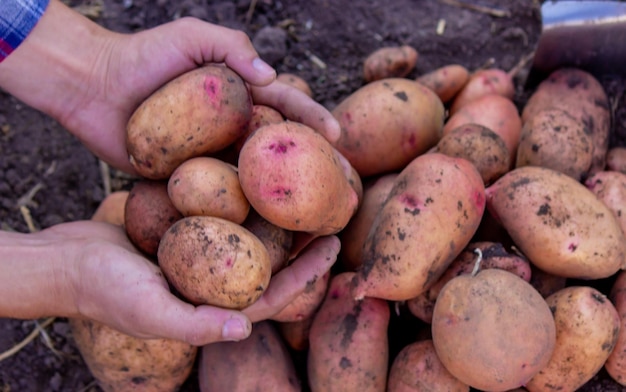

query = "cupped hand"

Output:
[[41, 220, 339, 346], [62, 16, 339, 173]]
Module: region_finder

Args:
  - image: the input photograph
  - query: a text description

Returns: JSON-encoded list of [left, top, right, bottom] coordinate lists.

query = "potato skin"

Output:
[[277, 73, 313, 97], [449, 68, 514, 114], [435, 123, 510, 185], [91, 191, 129, 226], [526, 286, 620, 392], [232, 104, 285, 153], [432, 269, 556, 392], [351, 153, 485, 301], [387, 339, 469, 392], [70, 319, 197, 392], [363, 45, 419, 82], [605, 271, 626, 385], [241, 209, 293, 275], [126, 64, 253, 179], [198, 321, 300, 392], [607, 147, 626, 174], [516, 108, 593, 181], [407, 241, 531, 323], [278, 316, 315, 351], [124, 180, 183, 257], [332, 78, 445, 177], [485, 166, 626, 279], [167, 156, 250, 223], [238, 121, 359, 235], [585, 170, 626, 236], [271, 271, 330, 322], [308, 272, 390, 392], [416, 64, 469, 104], [157, 216, 271, 309]]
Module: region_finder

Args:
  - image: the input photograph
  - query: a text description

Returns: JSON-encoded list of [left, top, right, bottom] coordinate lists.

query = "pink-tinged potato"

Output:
[[91, 191, 129, 226], [585, 170, 626, 236], [308, 272, 390, 392], [432, 269, 556, 392], [387, 339, 469, 392], [198, 321, 300, 392], [167, 157, 250, 223], [238, 121, 359, 236], [486, 166, 626, 279], [277, 316, 315, 351], [448, 68, 515, 114], [271, 271, 330, 322], [351, 153, 485, 301], [607, 147, 626, 174], [277, 73, 314, 97], [232, 104, 285, 153], [516, 107, 593, 181], [332, 78, 445, 177], [416, 64, 469, 104], [157, 216, 271, 309], [521, 67, 610, 175], [124, 180, 183, 257], [529, 264, 567, 299], [241, 209, 293, 275], [407, 241, 531, 323], [443, 94, 522, 165], [363, 45, 419, 82], [605, 271, 626, 385], [70, 318, 197, 392], [526, 286, 620, 392], [435, 123, 510, 185], [126, 64, 253, 179], [340, 173, 399, 271]]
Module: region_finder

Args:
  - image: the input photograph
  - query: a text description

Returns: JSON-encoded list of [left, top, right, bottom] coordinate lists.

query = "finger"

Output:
[[249, 81, 341, 143], [242, 235, 340, 322]]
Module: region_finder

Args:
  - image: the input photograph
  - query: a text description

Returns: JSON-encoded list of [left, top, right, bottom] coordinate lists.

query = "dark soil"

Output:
[[0, 0, 625, 391]]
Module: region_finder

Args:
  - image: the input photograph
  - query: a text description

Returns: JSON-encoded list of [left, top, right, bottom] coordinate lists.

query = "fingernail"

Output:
[[222, 318, 250, 341], [252, 58, 276, 78]]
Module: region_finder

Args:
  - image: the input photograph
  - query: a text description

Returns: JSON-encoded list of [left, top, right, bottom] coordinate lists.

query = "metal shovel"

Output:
[[527, 0, 626, 86]]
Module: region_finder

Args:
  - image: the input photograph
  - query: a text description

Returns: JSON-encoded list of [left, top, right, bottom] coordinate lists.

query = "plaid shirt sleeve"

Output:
[[0, 0, 50, 62]]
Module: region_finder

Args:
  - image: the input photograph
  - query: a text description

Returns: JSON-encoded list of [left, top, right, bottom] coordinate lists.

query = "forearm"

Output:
[[0, 230, 77, 319], [0, 0, 114, 124]]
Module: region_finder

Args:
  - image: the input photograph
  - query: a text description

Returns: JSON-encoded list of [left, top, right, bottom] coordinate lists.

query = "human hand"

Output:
[[39, 221, 339, 345], [0, 1, 339, 173]]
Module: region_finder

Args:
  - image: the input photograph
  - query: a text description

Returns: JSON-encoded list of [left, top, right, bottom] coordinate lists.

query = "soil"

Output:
[[0, 0, 625, 391]]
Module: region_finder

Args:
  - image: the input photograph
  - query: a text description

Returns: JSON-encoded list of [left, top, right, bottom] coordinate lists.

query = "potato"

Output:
[[607, 147, 626, 174], [238, 121, 359, 236], [124, 180, 183, 257], [241, 208, 293, 275], [362, 45, 419, 82], [70, 319, 196, 392], [271, 271, 330, 322], [434, 123, 510, 185], [277, 316, 315, 351], [432, 269, 556, 392], [448, 68, 515, 114], [198, 321, 300, 392], [232, 104, 285, 153], [528, 264, 567, 299], [340, 173, 398, 271], [485, 166, 626, 279], [308, 272, 390, 392], [157, 216, 271, 309], [331, 78, 445, 177], [387, 339, 469, 392], [126, 64, 253, 179], [351, 153, 485, 301], [407, 241, 531, 323], [443, 94, 522, 165], [585, 170, 626, 236], [416, 64, 469, 104], [525, 286, 620, 392], [515, 107, 593, 181], [167, 156, 250, 223], [91, 191, 129, 226], [277, 73, 313, 97], [605, 271, 626, 385], [521, 67, 610, 175]]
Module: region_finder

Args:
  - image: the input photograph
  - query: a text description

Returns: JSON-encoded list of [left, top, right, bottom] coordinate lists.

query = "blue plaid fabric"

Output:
[[0, 0, 50, 62]]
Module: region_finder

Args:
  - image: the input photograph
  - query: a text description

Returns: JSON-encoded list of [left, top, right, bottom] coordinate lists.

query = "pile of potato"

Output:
[[71, 45, 626, 392]]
